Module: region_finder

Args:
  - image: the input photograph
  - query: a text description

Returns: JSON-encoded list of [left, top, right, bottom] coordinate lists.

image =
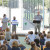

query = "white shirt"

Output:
[[9, 39, 20, 47], [0, 40, 4, 45], [45, 38, 50, 44], [28, 34, 35, 43], [35, 34, 40, 40], [5, 32, 11, 40]]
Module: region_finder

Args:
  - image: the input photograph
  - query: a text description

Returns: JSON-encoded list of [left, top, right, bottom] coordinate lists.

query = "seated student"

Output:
[[0, 35, 5, 45], [45, 34, 50, 44], [5, 28, 11, 41], [18, 44, 26, 50], [12, 41, 20, 50], [30, 42, 39, 50], [9, 34, 20, 47], [42, 31, 46, 36], [3, 40, 12, 50], [44, 41, 50, 50], [25, 31, 35, 44], [40, 35, 45, 45], [1, 45, 7, 50], [9, 34, 15, 47], [35, 32, 40, 40], [34, 39, 40, 47], [14, 34, 20, 44]]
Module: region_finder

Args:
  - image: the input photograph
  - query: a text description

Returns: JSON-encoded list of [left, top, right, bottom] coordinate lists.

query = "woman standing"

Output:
[[2, 14, 9, 31]]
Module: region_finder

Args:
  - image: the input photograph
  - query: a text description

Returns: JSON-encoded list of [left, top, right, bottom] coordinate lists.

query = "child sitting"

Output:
[[12, 41, 20, 50], [30, 42, 39, 50], [3, 40, 12, 50], [5, 28, 11, 41]]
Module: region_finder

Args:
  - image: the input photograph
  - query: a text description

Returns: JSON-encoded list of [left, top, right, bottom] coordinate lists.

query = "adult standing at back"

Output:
[[33, 11, 43, 33], [2, 14, 9, 31]]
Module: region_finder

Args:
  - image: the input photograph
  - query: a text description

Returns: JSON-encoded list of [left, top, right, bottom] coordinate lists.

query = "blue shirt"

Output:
[[12, 20, 18, 25]]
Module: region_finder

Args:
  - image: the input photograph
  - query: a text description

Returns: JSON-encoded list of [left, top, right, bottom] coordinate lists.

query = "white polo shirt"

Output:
[[28, 34, 35, 43]]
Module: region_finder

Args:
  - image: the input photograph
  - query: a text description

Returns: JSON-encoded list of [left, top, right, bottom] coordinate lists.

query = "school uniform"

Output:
[[19, 46, 26, 50], [30, 48, 34, 50], [40, 39, 45, 45], [28, 34, 35, 43], [12, 47, 20, 50], [44, 48, 50, 50], [5, 31, 11, 41], [9, 39, 20, 47], [6, 44, 12, 50]]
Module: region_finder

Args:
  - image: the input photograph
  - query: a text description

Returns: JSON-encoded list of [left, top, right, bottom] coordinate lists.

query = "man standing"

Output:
[[33, 11, 43, 33]]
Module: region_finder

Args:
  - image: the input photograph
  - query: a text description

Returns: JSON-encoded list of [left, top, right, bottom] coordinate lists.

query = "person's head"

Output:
[[1, 45, 7, 50], [6, 28, 10, 32], [40, 35, 44, 39], [12, 41, 18, 47], [47, 34, 50, 38], [3, 14, 6, 18], [48, 31, 50, 34], [43, 31, 45, 34], [13, 16, 16, 20], [31, 42, 36, 48], [11, 35, 15, 39], [34, 39, 40, 46], [37, 11, 40, 15], [39, 33, 42, 37], [28, 31, 33, 34], [15, 34, 18, 40], [3, 40, 7, 45], [46, 41, 50, 48], [35, 32, 38, 35], [0, 35, 5, 40]]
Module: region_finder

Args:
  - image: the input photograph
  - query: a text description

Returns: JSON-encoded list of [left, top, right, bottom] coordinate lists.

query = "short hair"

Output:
[[48, 31, 50, 34], [46, 41, 50, 48], [6, 28, 10, 32], [28, 31, 33, 34], [35, 32, 38, 35], [15, 34, 18, 39], [3, 40, 7, 44], [34, 39, 40, 45], [43, 31, 45, 33], [3, 14, 6, 17], [11, 35, 15, 39], [47, 34, 50, 38], [12, 41, 18, 47], [13, 16, 16, 20], [1, 45, 7, 50], [31, 42, 35, 48], [40, 35, 44, 39]]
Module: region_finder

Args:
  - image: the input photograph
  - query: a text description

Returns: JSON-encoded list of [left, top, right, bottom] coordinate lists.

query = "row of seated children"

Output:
[[0, 40, 50, 50], [24, 31, 50, 50], [0, 27, 50, 50], [0, 34, 26, 50]]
